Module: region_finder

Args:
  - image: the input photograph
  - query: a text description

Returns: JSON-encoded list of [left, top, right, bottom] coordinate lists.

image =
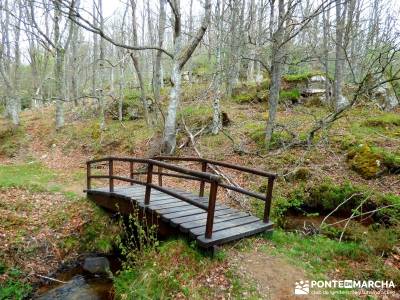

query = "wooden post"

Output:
[[86, 162, 91, 190], [263, 177, 275, 223], [109, 158, 114, 192], [158, 166, 163, 186], [205, 181, 218, 239], [129, 161, 134, 185], [199, 161, 207, 197], [144, 163, 153, 205]]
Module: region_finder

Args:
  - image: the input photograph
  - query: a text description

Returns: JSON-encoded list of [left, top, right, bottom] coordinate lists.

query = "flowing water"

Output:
[[34, 255, 121, 300]]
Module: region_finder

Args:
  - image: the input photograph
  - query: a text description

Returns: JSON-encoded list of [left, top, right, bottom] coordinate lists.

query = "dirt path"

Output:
[[229, 248, 324, 300]]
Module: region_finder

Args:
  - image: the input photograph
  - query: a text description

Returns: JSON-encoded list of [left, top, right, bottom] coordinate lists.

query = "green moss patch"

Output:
[[282, 71, 325, 83], [279, 88, 301, 103], [177, 105, 213, 128], [362, 114, 400, 128]]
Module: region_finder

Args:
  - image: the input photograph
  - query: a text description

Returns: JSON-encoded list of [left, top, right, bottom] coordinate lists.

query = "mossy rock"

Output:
[[347, 144, 385, 179], [286, 167, 312, 182], [232, 85, 268, 104]]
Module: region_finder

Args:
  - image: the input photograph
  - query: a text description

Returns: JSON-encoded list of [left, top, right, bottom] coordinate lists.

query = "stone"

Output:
[[335, 94, 349, 111], [309, 75, 326, 83], [83, 257, 110, 274], [372, 82, 399, 111], [36, 276, 100, 300]]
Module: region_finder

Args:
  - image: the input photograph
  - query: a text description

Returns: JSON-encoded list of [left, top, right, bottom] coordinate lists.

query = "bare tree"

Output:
[[162, 0, 211, 154]]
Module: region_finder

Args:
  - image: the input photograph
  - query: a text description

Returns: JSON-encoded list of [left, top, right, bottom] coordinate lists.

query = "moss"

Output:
[[282, 71, 325, 83], [346, 143, 400, 178], [362, 113, 400, 128], [279, 88, 300, 103], [232, 93, 255, 104], [177, 105, 213, 128], [347, 144, 384, 179], [244, 122, 294, 149], [232, 90, 268, 104], [380, 149, 400, 174], [232, 84, 268, 104], [287, 167, 312, 182]]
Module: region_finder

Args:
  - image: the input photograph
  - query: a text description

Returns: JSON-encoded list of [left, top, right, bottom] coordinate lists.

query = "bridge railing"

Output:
[[86, 157, 220, 238], [152, 156, 277, 224]]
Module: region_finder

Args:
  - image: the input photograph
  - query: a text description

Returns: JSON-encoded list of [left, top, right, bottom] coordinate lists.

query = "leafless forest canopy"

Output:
[[0, 0, 399, 152]]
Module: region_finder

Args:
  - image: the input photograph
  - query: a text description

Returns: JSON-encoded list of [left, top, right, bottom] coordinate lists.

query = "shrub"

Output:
[[272, 191, 305, 227], [286, 167, 312, 182]]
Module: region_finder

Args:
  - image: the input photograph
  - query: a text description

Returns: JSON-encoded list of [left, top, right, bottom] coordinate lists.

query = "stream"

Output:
[[34, 255, 121, 300]]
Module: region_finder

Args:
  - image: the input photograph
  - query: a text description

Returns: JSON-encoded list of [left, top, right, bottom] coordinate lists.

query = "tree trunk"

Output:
[[333, 0, 349, 111], [162, 0, 211, 153], [211, 0, 224, 134], [265, 0, 285, 148], [153, 0, 165, 104], [322, 7, 330, 103], [54, 0, 64, 129]]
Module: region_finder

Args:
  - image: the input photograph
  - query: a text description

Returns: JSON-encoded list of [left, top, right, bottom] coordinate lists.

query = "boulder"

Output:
[[37, 276, 100, 300], [83, 257, 110, 274], [371, 82, 399, 111], [300, 75, 331, 104]]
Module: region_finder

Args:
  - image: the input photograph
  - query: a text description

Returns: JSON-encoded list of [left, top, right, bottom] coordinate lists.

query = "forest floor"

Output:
[[0, 86, 399, 299]]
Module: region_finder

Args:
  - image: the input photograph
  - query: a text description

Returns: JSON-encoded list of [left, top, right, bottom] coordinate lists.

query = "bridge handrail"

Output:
[[86, 156, 220, 239], [152, 156, 276, 223]]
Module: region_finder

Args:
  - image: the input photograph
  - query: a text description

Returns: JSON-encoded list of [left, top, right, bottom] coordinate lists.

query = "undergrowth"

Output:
[[0, 265, 32, 300]]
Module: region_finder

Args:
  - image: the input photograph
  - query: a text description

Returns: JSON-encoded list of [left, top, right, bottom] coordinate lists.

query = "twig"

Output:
[[320, 193, 363, 228], [339, 194, 371, 242], [36, 274, 67, 284], [326, 204, 400, 226], [181, 118, 248, 208]]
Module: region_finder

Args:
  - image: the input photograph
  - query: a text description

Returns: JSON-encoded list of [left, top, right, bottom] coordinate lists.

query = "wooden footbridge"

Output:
[[85, 156, 276, 248]]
